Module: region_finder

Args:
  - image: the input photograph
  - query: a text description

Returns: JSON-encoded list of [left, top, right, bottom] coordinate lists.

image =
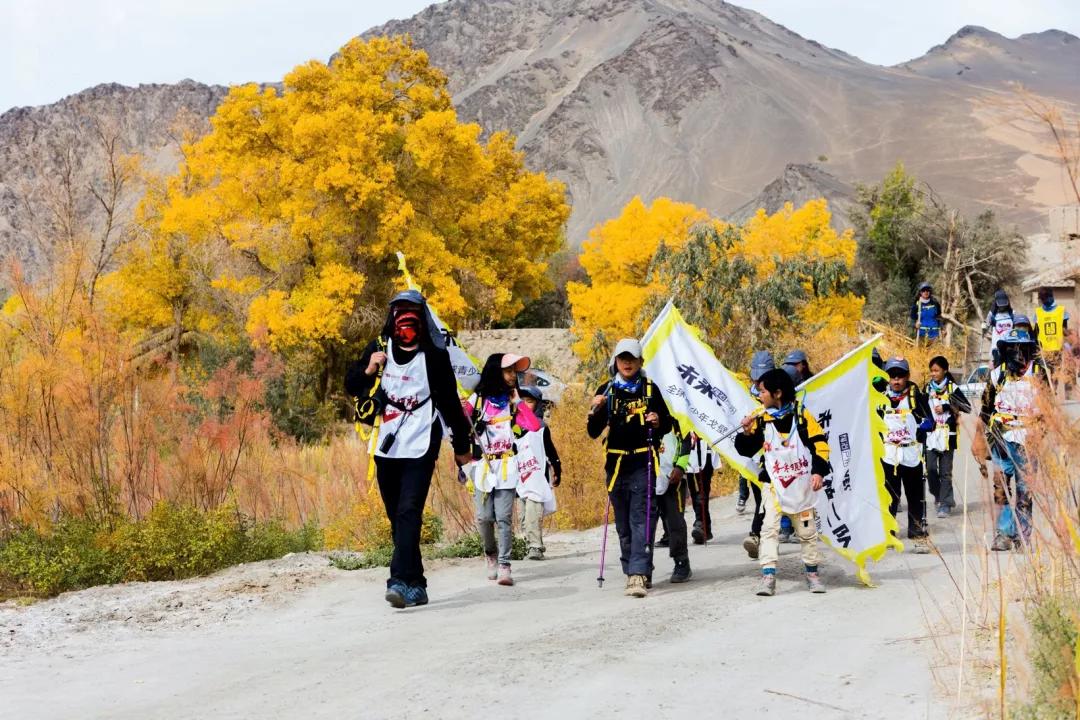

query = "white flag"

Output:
[[799, 336, 902, 585]]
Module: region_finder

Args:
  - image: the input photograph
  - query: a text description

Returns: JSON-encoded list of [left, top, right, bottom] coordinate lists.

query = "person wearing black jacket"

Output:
[[587, 337, 673, 598], [344, 290, 473, 609], [923, 356, 972, 518], [881, 357, 934, 552]]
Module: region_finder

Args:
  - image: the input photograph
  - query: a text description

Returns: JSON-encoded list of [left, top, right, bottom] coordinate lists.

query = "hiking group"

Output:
[[345, 284, 1066, 609]]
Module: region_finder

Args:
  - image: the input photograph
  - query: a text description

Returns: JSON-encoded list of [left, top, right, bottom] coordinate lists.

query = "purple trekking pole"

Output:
[[597, 496, 611, 588], [645, 426, 654, 555]]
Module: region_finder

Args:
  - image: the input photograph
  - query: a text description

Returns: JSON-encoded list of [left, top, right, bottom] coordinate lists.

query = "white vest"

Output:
[[992, 365, 1036, 445], [376, 340, 435, 459], [989, 311, 1014, 348], [883, 390, 921, 467], [762, 419, 817, 514], [472, 397, 520, 492], [655, 429, 682, 496], [515, 429, 556, 515], [924, 382, 955, 453]]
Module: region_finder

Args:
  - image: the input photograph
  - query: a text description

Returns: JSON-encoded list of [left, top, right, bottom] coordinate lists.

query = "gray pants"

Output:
[[926, 449, 955, 509], [516, 497, 545, 551], [476, 488, 516, 565]]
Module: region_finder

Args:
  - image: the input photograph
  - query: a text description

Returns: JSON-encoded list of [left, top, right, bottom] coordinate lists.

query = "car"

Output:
[[959, 364, 990, 401], [519, 367, 566, 405]]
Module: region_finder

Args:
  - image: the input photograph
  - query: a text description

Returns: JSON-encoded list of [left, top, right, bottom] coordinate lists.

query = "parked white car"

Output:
[[959, 364, 990, 402]]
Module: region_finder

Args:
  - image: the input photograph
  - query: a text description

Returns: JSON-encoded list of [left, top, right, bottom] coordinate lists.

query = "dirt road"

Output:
[[2, 479, 992, 720]]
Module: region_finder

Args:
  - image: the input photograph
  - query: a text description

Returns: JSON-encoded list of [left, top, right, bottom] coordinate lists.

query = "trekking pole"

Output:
[[597, 496, 611, 588], [645, 426, 654, 555]]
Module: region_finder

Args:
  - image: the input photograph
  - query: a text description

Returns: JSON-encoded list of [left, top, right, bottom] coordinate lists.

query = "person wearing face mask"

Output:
[[587, 338, 673, 598], [738, 351, 776, 559], [980, 327, 1049, 551], [881, 357, 934, 554], [1035, 287, 1070, 387], [910, 282, 943, 343], [345, 291, 474, 609], [922, 356, 972, 518], [735, 369, 831, 596], [983, 289, 1014, 367], [514, 385, 561, 562], [781, 349, 814, 385]]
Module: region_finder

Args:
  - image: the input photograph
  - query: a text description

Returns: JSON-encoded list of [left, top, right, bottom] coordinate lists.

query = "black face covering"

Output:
[[1005, 345, 1031, 375]]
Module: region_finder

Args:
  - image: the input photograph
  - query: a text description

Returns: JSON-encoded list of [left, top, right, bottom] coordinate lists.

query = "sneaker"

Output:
[[936, 504, 949, 519], [625, 574, 648, 598], [779, 528, 794, 544], [527, 547, 544, 561], [496, 564, 514, 586], [756, 574, 776, 597], [735, 497, 747, 514], [691, 525, 706, 545], [403, 585, 429, 607], [743, 534, 760, 560], [485, 555, 498, 580], [805, 572, 826, 593], [990, 532, 1012, 552], [911, 537, 932, 554], [1011, 535, 1026, 552], [656, 535, 670, 548], [385, 580, 408, 609], [670, 559, 692, 584]]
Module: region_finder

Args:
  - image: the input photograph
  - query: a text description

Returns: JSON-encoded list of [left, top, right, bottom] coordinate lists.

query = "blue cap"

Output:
[[749, 350, 775, 381], [783, 349, 808, 365], [1000, 328, 1035, 345], [518, 385, 543, 401], [884, 357, 910, 375]]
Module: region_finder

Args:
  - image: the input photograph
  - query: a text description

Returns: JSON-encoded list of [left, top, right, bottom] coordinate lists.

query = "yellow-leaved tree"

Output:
[[103, 35, 569, 402]]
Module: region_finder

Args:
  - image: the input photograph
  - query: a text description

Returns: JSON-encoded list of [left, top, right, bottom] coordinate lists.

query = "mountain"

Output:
[[3, 0, 1079, 279], [727, 163, 856, 230]]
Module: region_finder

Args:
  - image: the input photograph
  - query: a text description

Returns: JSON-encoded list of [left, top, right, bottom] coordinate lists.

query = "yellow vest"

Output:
[[1036, 305, 1065, 352]]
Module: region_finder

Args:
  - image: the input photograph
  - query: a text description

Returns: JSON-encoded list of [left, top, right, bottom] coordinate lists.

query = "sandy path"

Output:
[[2, 475, 989, 720]]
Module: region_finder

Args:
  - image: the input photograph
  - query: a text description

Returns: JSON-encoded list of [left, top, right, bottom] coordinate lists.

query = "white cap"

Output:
[[610, 338, 644, 374]]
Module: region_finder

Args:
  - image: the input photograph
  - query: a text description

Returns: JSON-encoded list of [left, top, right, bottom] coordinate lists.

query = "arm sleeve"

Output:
[[586, 383, 610, 439], [733, 419, 764, 458], [800, 411, 832, 477], [949, 385, 972, 414], [649, 381, 673, 438], [543, 427, 561, 478], [429, 349, 473, 456], [979, 377, 996, 426], [910, 303, 918, 325], [343, 340, 380, 397], [674, 433, 691, 471]]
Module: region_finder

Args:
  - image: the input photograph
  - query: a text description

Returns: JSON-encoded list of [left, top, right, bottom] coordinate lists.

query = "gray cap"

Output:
[[610, 337, 644, 373], [782, 364, 801, 383], [783, 349, 808, 365], [883, 357, 910, 375], [749, 350, 775, 381], [518, 385, 543, 402], [917, 282, 932, 292]]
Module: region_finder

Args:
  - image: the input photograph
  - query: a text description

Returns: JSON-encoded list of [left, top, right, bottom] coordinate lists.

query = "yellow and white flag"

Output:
[[396, 252, 481, 394], [642, 302, 760, 482], [799, 337, 902, 585]]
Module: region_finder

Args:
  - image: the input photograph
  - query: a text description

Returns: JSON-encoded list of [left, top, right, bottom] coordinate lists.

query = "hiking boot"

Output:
[[743, 534, 760, 560], [936, 504, 949, 519], [990, 532, 1012, 552], [385, 580, 408, 609], [497, 564, 514, 586], [1011, 536, 1026, 553], [911, 537, 932, 554], [625, 574, 648, 598], [485, 555, 498, 580], [735, 497, 747, 514], [756, 574, 776, 597], [656, 535, 670, 548], [403, 585, 429, 607], [691, 525, 706, 545], [670, 559, 692, 584], [527, 547, 544, 561], [780, 529, 798, 544], [805, 572, 826, 593], [645, 575, 653, 589]]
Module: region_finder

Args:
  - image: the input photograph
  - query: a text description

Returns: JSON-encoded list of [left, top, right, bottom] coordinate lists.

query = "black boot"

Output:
[[656, 535, 670, 548], [670, 558, 692, 583], [691, 524, 705, 545]]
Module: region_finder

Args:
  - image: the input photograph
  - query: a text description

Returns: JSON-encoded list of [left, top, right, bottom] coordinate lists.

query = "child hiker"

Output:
[[656, 419, 693, 583], [587, 338, 673, 599], [740, 350, 775, 560], [881, 357, 933, 553], [467, 353, 540, 586], [735, 369, 830, 596], [344, 290, 473, 610], [686, 432, 716, 545], [923, 356, 971, 518], [514, 385, 562, 561]]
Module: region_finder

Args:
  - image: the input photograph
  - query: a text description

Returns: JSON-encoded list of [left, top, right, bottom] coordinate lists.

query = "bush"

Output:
[[0, 503, 323, 597], [1014, 596, 1080, 719]]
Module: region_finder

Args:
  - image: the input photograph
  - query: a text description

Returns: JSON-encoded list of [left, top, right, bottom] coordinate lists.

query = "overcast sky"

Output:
[[2, 0, 1078, 113]]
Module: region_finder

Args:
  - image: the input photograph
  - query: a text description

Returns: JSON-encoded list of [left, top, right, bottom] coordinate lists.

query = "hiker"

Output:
[[587, 338, 673, 598], [345, 290, 474, 609], [655, 420, 693, 583], [923, 356, 972, 518], [881, 357, 933, 553], [740, 350, 773, 560], [514, 385, 561, 561], [1035, 287, 1070, 386], [466, 353, 540, 586], [782, 349, 814, 384], [980, 327, 1049, 551], [686, 432, 716, 544], [983, 289, 1014, 366], [735, 369, 830, 596], [910, 282, 943, 343]]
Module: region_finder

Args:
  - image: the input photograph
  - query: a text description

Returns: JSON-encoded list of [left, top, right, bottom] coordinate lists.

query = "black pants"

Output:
[[749, 475, 765, 536], [883, 461, 927, 538], [688, 467, 712, 535], [658, 477, 689, 563], [608, 463, 658, 576], [374, 433, 441, 588], [926, 449, 955, 508]]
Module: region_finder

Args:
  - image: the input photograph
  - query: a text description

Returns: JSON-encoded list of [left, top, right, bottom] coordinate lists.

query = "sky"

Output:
[[2, 0, 1078, 113]]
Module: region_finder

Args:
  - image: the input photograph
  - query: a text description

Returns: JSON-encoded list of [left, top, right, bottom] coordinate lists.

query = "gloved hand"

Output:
[[918, 418, 935, 432]]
